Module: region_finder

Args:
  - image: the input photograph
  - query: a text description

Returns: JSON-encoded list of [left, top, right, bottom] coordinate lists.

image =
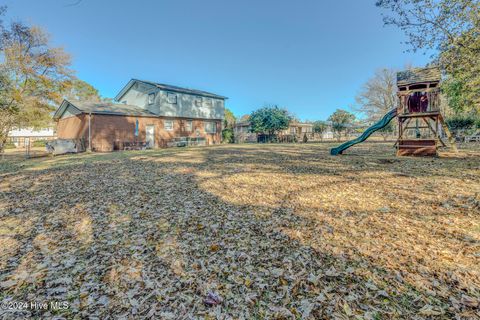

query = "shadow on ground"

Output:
[[0, 143, 479, 318]]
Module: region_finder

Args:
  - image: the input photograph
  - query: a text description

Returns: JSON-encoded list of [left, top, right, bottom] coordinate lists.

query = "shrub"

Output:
[[32, 140, 47, 147], [221, 128, 234, 143], [446, 115, 477, 135], [3, 142, 16, 149]]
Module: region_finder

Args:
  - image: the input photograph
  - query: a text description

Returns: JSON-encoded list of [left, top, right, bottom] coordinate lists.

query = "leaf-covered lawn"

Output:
[[1, 143, 479, 319]]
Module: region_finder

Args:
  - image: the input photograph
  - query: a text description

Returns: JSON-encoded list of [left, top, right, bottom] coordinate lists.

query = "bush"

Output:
[[3, 142, 16, 149], [446, 115, 477, 136], [32, 140, 47, 147], [221, 128, 234, 143]]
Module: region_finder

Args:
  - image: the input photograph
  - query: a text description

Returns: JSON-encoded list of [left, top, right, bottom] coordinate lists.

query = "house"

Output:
[[234, 121, 315, 143], [53, 79, 227, 152], [280, 121, 313, 137], [8, 127, 56, 148], [233, 121, 257, 143]]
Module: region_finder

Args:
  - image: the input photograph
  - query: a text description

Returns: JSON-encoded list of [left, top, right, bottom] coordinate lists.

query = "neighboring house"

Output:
[[233, 121, 257, 143], [280, 121, 313, 137], [234, 121, 315, 143], [8, 127, 56, 147], [53, 79, 227, 152]]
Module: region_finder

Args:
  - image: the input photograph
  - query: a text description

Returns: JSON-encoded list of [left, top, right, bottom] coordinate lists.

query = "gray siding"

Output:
[[117, 81, 224, 120], [118, 82, 159, 115], [157, 90, 224, 120], [60, 105, 81, 119]]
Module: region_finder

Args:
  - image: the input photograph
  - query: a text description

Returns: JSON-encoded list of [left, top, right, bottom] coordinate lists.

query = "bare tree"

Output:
[[355, 69, 397, 121], [354, 68, 398, 140]]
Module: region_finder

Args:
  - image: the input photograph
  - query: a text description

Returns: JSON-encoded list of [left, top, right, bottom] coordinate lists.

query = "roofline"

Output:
[[54, 99, 225, 120], [53, 99, 83, 120], [114, 79, 228, 101]]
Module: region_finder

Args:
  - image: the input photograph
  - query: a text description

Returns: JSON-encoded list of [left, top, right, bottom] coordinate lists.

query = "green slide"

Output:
[[330, 108, 398, 155]]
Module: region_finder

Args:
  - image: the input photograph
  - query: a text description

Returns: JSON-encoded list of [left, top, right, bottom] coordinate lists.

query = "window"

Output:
[[164, 120, 174, 131], [148, 93, 155, 105], [185, 120, 193, 132], [205, 121, 216, 133], [167, 92, 177, 104], [195, 97, 202, 107], [204, 98, 213, 107], [290, 127, 297, 134], [121, 100, 127, 104]]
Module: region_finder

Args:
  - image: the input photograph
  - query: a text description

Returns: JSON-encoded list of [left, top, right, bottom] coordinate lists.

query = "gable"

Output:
[[53, 100, 82, 120]]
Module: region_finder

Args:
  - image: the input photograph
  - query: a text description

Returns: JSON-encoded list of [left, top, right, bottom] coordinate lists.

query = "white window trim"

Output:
[[148, 92, 155, 105], [195, 97, 202, 107], [205, 121, 216, 134], [164, 120, 174, 131], [167, 92, 177, 104], [185, 120, 193, 132]]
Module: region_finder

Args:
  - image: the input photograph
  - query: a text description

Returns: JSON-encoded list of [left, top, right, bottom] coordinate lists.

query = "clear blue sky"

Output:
[[4, 0, 432, 120]]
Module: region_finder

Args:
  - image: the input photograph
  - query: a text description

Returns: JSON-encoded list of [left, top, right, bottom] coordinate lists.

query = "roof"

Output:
[[9, 127, 55, 137], [115, 79, 228, 101], [53, 100, 157, 120], [290, 121, 313, 127], [397, 67, 441, 86], [234, 121, 251, 127]]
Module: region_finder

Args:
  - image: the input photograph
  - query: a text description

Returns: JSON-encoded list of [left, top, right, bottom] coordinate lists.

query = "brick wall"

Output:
[[56, 114, 222, 152], [56, 114, 88, 140]]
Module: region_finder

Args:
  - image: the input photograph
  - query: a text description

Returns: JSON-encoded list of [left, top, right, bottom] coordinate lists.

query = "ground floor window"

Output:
[[204, 121, 216, 133], [185, 120, 193, 132], [164, 120, 174, 131]]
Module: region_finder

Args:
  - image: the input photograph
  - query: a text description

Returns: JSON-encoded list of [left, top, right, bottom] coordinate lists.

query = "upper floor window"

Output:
[[205, 121, 216, 134], [185, 120, 193, 132], [204, 98, 213, 107], [164, 120, 174, 131], [148, 93, 155, 105], [167, 92, 177, 104], [195, 97, 202, 107]]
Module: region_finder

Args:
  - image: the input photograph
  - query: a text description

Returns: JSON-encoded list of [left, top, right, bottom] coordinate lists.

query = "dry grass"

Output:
[[0, 142, 479, 319]]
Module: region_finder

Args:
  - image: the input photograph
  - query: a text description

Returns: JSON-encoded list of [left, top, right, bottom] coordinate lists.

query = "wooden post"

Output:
[[439, 114, 458, 152]]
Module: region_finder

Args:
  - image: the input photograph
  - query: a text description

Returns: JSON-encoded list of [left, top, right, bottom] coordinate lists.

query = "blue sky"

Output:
[[4, 0, 432, 120]]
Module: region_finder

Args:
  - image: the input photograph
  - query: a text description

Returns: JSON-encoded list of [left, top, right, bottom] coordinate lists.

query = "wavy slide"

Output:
[[330, 108, 398, 155]]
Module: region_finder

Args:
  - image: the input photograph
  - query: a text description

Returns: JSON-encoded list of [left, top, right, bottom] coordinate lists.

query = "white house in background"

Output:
[[8, 127, 56, 147]]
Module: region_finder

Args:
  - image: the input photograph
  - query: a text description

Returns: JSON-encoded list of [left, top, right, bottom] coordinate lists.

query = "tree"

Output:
[[223, 108, 236, 128], [62, 79, 102, 102], [355, 68, 397, 140], [445, 114, 477, 137], [0, 7, 73, 153], [312, 120, 329, 141], [376, 0, 480, 114], [328, 109, 355, 141], [222, 108, 236, 143], [250, 106, 292, 138], [355, 68, 397, 122], [378, 121, 395, 141], [239, 114, 250, 122]]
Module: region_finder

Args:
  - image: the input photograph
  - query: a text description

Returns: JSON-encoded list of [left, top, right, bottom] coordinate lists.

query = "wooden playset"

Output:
[[395, 67, 456, 156], [331, 67, 456, 156]]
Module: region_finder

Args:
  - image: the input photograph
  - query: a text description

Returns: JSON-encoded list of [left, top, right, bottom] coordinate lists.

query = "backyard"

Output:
[[0, 142, 479, 319]]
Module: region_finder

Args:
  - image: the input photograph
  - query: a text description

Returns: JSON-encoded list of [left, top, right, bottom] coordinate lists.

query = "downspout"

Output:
[[88, 112, 92, 152]]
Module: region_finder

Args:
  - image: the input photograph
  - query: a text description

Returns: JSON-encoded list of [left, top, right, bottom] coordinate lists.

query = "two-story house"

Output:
[[53, 79, 227, 151]]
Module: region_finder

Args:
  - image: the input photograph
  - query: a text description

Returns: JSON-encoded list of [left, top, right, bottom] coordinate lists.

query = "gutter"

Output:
[[88, 112, 92, 152]]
